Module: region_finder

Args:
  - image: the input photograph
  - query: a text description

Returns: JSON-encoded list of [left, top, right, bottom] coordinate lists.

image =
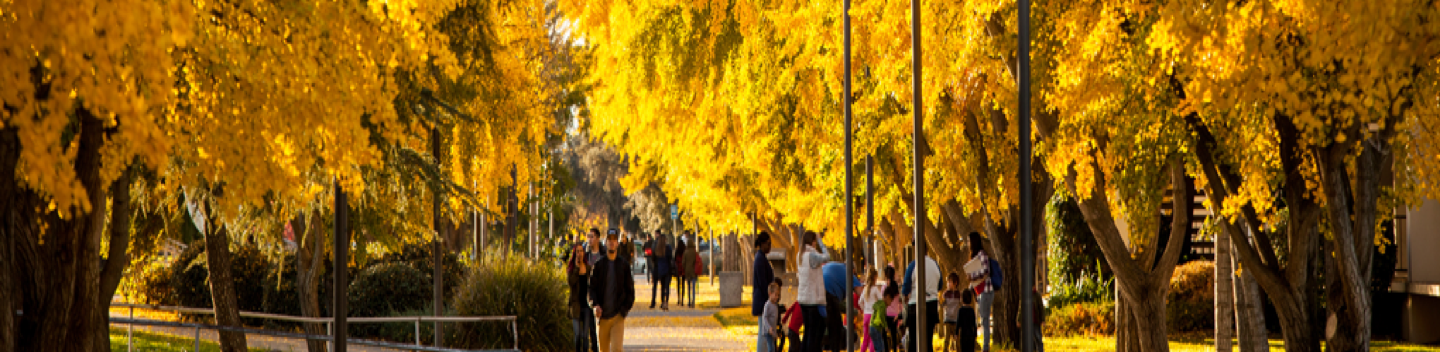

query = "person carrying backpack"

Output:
[[965, 231, 1002, 352]]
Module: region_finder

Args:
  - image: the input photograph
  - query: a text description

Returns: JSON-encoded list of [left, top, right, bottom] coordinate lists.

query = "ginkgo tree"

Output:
[[563, 0, 1440, 351], [0, 0, 567, 351]]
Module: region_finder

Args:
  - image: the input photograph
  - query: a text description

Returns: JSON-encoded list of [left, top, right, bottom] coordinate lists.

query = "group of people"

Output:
[[642, 230, 705, 310], [752, 230, 1018, 352], [567, 228, 637, 352]]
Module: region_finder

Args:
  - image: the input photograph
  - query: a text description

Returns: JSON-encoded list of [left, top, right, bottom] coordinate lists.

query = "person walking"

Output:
[[568, 237, 594, 352], [859, 267, 882, 352], [673, 236, 688, 307], [644, 232, 657, 308], [796, 231, 829, 352], [902, 252, 940, 352], [589, 228, 636, 352], [882, 266, 902, 351], [653, 233, 674, 310], [584, 229, 605, 351], [681, 235, 701, 308], [753, 231, 776, 317], [965, 232, 996, 352]]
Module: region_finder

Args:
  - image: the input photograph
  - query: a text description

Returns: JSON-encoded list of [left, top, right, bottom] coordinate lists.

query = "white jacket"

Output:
[[796, 244, 829, 305]]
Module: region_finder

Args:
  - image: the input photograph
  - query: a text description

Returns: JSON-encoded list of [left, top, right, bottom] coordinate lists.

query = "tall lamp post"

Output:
[[842, 0, 856, 348], [908, 0, 928, 347], [1019, 0, 1036, 348]]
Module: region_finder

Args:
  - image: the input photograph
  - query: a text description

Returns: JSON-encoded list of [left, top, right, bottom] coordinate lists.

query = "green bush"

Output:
[[1044, 301, 1115, 337], [451, 254, 570, 352], [1046, 192, 1111, 286], [1167, 260, 1214, 333], [150, 240, 279, 324], [348, 262, 432, 340], [375, 243, 464, 299], [1047, 271, 1114, 308]]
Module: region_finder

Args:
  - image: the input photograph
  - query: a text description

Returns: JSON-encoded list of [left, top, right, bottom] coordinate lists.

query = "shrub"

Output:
[[156, 240, 277, 323], [1046, 192, 1111, 285], [377, 243, 464, 300], [1044, 301, 1115, 337], [348, 262, 432, 340], [136, 260, 176, 305], [451, 254, 570, 352], [1167, 260, 1214, 333], [1047, 271, 1114, 308]]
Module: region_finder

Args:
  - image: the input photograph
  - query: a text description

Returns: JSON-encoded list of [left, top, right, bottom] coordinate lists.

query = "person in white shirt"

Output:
[[859, 267, 884, 352], [795, 231, 828, 352], [901, 254, 940, 352]]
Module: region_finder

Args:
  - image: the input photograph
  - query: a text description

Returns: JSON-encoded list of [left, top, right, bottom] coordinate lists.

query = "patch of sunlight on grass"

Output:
[[108, 326, 267, 352]]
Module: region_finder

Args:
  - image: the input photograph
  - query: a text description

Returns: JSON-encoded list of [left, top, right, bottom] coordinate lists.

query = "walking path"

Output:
[[624, 274, 752, 352], [108, 274, 755, 352]]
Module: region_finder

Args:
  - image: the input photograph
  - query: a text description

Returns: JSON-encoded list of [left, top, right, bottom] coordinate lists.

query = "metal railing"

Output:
[[109, 303, 518, 352]]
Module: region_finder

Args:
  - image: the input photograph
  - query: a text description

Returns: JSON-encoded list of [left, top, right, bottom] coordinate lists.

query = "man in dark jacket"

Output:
[[590, 228, 636, 352], [752, 231, 776, 317]]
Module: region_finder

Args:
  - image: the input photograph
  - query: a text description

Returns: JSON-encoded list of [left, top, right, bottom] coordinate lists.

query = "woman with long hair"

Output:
[[859, 267, 882, 352], [967, 231, 995, 352], [796, 231, 829, 352]]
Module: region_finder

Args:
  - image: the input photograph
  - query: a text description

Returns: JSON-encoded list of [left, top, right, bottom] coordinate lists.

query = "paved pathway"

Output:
[[109, 275, 756, 352], [623, 275, 751, 352]]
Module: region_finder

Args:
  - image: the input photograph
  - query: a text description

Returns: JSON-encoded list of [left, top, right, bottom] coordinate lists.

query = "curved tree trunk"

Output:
[[91, 169, 135, 351], [205, 224, 249, 352], [296, 212, 328, 352]]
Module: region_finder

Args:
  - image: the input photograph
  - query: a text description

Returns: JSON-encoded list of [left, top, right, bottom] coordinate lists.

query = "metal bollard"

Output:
[[193, 326, 200, 352], [128, 306, 134, 352]]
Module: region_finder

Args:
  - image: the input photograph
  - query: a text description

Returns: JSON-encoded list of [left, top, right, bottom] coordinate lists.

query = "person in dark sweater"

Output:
[[652, 232, 674, 310], [589, 228, 636, 352], [568, 235, 594, 352], [958, 290, 977, 352], [753, 231, 776, 317]]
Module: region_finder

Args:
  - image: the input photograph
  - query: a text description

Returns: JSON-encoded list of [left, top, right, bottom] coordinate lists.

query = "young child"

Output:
[[942, 272, 963, 351], [759, 282, 782, 352], [779, 280, 804, 352], [958, 290, 978, 352], [869, 285, 899, 352]]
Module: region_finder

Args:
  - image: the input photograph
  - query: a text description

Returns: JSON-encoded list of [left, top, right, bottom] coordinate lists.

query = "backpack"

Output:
[[870, 300, 888, 328], [989, 258, 1004, 288]]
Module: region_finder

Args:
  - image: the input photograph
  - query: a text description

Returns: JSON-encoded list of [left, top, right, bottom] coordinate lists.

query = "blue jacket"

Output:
[[752, 249, 775, 316]]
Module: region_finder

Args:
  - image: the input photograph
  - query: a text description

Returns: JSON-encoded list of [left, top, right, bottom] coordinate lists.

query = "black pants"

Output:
[[884, 316, 899, 351], [907, 301, 939, 352], [801, 304, 825, 352], [658, 276, 671, 305]]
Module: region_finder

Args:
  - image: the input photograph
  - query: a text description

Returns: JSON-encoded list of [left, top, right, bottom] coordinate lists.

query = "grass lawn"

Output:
[[707, 312, 1440, 352], [108, 326, 269, 352], [1042, 336, 1440, 352]]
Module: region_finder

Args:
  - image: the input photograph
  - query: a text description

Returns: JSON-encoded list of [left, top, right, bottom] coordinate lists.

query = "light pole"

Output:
[[909, 0, 928, 347], [1019, 0, 1036, 348], [843, 0, 856, 348]]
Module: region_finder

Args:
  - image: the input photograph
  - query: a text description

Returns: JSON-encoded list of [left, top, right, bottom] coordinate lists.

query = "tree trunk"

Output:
[[1190, 113, 1322, 352], [1235, 241, 1268, 352], [1114, 280, 1170, 352], [206, 224, 249, 352], [296, 212, 327, 352], [1216, 226, 1235, 352], [92, 168, 135, 351], [1, 111, 111, 352]]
